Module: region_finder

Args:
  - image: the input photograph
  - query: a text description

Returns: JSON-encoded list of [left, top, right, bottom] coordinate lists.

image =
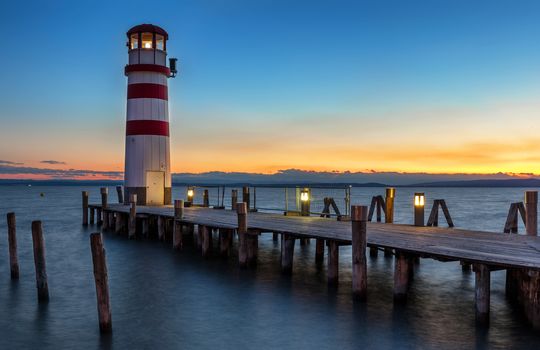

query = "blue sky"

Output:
[[0, 0, 539, 178]]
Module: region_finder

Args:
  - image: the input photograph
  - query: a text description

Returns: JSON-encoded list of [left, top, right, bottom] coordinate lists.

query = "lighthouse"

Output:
[[124, 24, 177, 205]]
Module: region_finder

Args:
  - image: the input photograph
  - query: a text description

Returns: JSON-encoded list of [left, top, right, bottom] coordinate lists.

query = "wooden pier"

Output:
[[86, 198, 540, 330]]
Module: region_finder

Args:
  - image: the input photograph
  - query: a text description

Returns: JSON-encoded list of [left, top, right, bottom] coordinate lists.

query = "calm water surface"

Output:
[[0, 185, 539, 349]]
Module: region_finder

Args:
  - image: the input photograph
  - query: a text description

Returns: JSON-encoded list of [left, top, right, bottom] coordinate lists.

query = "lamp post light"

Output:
[[186, 187, 194, 206], [414, 192, 425, 226], [300, 188, 311, 216]]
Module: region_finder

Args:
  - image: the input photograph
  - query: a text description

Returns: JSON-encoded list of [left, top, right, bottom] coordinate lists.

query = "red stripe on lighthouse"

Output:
[[125, 64, 171, 77], [126, 120, 169, 136], [127, 83, 168, 100]]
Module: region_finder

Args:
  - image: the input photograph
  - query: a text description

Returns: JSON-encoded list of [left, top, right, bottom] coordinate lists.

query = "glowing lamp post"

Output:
[[186, 187, 194, 206], [414, 192, 425, 226], [300, 188, 311, 216]]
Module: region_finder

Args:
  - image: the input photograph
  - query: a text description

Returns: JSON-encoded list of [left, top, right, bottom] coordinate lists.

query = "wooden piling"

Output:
[[82, 191, 89, 225], [101, 187, 108, 209], [116, 186, 123, 204], [201, 225, 212, 258], [273, 232, 279, 241], [97, 208, 102, 226], [474, 263, 491, 325], [128, 194, 137, 239], [203, 189, 209, 207], [246, 230, 258, 265], [242, 187, 250, 210], [157, 216, 165, 241], [237, 202, 248, 267], [219, 229, 232, 257], [281, 233, 295, 274], [173, 200, 184, 250], [115, 212, 123, 234], [384, 188, 395, 257], [31, 221, 49, 302], [525, 191, 538, 236], [352, 205, 368, 300], [90, 207, 95, 225], [394, 251, 411, 302], [231, 190, 238, 211], [7, 212, 19, 279], [90, 233, 112, 333], [327, 241, 339, 285], [315, 239, 324, 265]]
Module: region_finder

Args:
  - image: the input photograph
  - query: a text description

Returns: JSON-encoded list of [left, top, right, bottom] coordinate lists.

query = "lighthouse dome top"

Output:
[[127, 24, 168, 39]]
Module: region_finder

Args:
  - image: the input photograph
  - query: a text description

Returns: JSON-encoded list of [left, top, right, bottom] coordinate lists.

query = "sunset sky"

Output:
[[1, 0, 539, 180]]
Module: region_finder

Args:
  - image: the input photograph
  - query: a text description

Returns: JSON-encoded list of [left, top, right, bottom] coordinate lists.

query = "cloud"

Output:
[[40, 160, 67, 165], [0, 164, 122, 180], [0, 160, 23, 165]]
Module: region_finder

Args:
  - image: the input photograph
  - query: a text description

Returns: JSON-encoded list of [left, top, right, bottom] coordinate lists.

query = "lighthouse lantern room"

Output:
[[124, 24, 176, 205]]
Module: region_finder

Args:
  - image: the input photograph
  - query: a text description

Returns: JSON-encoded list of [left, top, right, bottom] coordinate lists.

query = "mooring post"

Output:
[[384, 188, 396, 257], [203, 189, 209, 207], [101, 187, 109, 230], [281, 233, 295, 274], [525, 191, 538, 236], [352, 205, 368, 300], [315, 239, 324, 266], [7, 213, 19, 279], [82, 191, 89, 225], [90, 233, 112, 333], [31, 221, 49, 302], [231, 190, 238, 211], [173, 199, 184, 250], [474, 263, 491, 325], [394, 250, 411, 302], [116, 185, 123, 204], [246, 229, 259, 265], [128, 194, 137, 239], [237, 202, 248, 267], [201, 225, 212, 258], [328, 240, 339, 285], [242, 187, 250, 210]]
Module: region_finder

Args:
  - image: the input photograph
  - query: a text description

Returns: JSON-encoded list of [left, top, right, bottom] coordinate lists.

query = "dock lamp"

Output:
[[186, 187, 194, 206], [300, 188, 311, 216], [414, 192, 425, 226]]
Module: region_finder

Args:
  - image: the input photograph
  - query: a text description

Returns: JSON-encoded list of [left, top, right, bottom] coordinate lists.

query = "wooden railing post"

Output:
[[82, 191, 89, 225], [7, 212, 19, 279], [31, 221, 49, 302], [173, 199, 184, 250], [128, 194, 137, 239], [237, 202, 248, 267], [525, 191, 538, 236], [90, 232, 112, 333], [231, 190, 238, 211], [352, 205, 368, 300], [242, 187, 250, 210], [116, 185, 123, 204]]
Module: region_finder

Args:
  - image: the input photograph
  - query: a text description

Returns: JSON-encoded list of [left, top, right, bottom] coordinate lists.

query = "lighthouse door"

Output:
[[146, 171, 165, 205]]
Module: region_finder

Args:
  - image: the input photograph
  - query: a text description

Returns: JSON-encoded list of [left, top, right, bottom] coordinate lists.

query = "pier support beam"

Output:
[[201, 225, 212, 258], [128, 195, 137, 239], [237, 203, 248, 267], [384, 188, 395, 258], [116, 185, 123, 204], [115, 212, 124, 234], [281, 234, 295, 274], [219, 229, 232, 257], [352, 205, 368, 300], [327, 241, 339, 286], [315, 239, 324, 266], [394, 251, 411, 302], [82, 191, 89, 225], [246, 230, 259, 265], [273, 232, 279, 242], [90, 207, 95, 225], [474, 263, 491, 325], [173, 200, 184, 250], [157, 216, 165, 241]]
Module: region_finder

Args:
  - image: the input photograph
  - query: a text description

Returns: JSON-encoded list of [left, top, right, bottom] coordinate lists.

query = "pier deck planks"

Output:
[[91, 204, 540, 271]]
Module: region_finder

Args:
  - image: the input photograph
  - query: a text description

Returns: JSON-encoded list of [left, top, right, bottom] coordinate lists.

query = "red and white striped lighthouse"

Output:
[[124, 24, 177, 205]]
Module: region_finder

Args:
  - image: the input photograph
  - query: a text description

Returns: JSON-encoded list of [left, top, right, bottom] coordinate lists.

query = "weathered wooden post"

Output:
[[315, 239, 324, 266], [352, 205, 368, 300], [173, 199, 184, 250], [231, 190, 238, 211], [116, 185, 123, 204], [281, 234, 295, 274], [157, 216, 165, 241], [115, 212, 123, 234], [82, 191, 89, 225], [203, 189, 209, 207], [219, 229, 232, 257], [384, 188, 396, 257], [242, 187, 250, 210], [474, 264, 491, 325], [327, 240, 339, 285], [90, 233, 112, 333], [31, 221, 49, 302], [394, 251, 411, 302], [7, 213, 19, 279], [101, 187, 109, 230], [201, 225, 212, 258], [413, 192, 425, 227], [246, 230, 259, 265], [128, 194, 137, 239], [90, 207, 95, 225], [525, 191, 538, 236], [237, 202, 248, 267]]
